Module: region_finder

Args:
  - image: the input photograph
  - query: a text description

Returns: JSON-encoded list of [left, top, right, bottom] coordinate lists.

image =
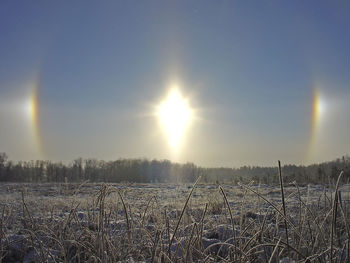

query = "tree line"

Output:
[[0, 152, 349, 185]]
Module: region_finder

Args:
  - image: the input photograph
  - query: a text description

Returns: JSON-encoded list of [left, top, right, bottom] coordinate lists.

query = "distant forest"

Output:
[[0, 152, 349, 185]]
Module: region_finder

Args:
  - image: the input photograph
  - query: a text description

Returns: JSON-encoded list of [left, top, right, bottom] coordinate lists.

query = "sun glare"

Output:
[[157, 88, 193, 149]]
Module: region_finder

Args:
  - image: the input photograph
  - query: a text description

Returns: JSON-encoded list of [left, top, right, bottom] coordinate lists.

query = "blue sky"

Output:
[[0, 1, 349, 167]]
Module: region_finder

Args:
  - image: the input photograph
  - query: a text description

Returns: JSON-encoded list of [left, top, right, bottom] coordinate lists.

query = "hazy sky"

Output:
[[1, 1, 350, 167]]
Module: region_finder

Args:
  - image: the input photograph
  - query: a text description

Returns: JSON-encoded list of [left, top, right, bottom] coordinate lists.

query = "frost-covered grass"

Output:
[[0, 176, 349, 262]]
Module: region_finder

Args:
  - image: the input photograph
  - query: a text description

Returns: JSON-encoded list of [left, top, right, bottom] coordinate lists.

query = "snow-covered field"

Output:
[[0, 182, 349, 262]]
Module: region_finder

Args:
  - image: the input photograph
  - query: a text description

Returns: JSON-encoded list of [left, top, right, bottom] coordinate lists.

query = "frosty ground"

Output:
[[0, 182, 349, 262]]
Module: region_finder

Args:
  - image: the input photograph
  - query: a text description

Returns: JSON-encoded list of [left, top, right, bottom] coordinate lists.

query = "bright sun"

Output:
[[157, 88, 193, 149]]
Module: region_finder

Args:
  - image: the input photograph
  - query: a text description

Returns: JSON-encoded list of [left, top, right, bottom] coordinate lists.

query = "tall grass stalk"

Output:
[[330, 171, 344, 261], [168, 176, 201, 258], [278, 160, 289, 250]]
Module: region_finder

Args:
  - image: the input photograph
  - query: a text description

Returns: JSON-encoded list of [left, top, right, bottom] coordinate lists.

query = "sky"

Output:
[[0, 1, 350, 167]]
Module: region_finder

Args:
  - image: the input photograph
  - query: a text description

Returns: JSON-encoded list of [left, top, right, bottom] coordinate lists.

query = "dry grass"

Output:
[[0, 173, 349, 262]]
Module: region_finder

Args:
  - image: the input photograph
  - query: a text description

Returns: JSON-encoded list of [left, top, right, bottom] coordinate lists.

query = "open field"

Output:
[[0, 180, 349, 262]]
